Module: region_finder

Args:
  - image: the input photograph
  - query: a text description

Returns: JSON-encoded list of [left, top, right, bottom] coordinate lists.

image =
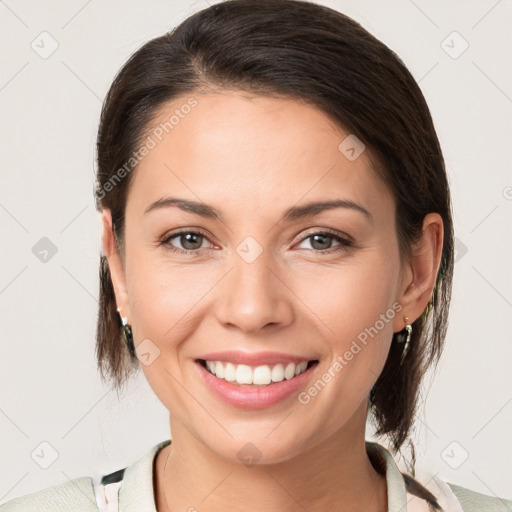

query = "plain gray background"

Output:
[[1, 0, 511, 503]]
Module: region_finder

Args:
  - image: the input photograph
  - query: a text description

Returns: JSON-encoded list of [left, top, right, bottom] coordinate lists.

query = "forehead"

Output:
[[128, 91, 393, 222]]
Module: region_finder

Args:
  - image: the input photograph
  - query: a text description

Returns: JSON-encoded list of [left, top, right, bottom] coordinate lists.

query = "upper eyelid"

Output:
[[296, 227, 353, 242], [161, 227, 353, 249]]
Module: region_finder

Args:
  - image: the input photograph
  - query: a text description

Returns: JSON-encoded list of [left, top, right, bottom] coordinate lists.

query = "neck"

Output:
[[154, 407, 387, 512]]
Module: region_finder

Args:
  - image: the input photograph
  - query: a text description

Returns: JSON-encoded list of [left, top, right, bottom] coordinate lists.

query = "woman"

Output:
[[2, 1, 510, 511]]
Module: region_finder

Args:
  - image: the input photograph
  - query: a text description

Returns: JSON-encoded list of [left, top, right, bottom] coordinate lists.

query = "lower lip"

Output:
[[194, 360, 319, 410]]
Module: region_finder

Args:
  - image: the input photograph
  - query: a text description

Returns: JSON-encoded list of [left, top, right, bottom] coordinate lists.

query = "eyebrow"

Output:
[[144, 196, 373, 223]]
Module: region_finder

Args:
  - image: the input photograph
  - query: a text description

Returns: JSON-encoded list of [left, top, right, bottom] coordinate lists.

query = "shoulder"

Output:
[[447, 482, 512, 512], [397, 453, 511, 512], [0, 476, 98, 512], [0, 440, 168, 512]]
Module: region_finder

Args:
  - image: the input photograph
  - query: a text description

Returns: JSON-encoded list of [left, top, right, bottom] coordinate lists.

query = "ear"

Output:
[[101, 209, 131, 322], [393, 213, 444, 332]]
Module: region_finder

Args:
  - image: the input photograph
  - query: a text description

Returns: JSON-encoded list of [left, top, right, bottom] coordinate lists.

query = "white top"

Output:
[[2, 439, 511, 511]]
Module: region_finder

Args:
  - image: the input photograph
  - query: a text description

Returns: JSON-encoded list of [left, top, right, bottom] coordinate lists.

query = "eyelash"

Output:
[[159, 228, 354, 255]]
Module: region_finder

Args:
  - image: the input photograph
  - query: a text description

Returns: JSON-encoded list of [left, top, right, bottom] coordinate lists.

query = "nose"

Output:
[[214, 250, 294, 334]]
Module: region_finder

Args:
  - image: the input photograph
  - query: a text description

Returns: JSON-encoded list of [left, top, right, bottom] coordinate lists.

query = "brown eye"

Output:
[[309, 233, 334, 250], [160, 230, 212, 254], [175, 232, 204, 251], [297, 231, 353, 253]]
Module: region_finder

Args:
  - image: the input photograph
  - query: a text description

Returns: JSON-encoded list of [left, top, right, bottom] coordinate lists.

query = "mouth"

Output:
[[195, 358, 319, 387], [194, 358, 320, 409]]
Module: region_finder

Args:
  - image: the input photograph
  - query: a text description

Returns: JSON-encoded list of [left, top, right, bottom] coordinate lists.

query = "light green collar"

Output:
[[118, 439, 413, 512]]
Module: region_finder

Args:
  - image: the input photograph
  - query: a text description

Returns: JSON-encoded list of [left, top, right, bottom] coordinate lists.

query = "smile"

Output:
[[194, 359, 320, 409], [200, 359, 318, 386]]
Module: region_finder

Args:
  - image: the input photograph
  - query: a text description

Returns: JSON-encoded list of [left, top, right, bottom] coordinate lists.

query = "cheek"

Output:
[[127, 261, 207, 344], [291, 262, 398, 430], [290, 251, 399, 386], [127, 261, 210, 411], [293, 251, 399, 337], [125, 248, 227, 395]]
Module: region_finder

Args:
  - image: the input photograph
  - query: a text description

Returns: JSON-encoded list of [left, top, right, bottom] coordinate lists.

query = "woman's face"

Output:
[[105, 91, 414, 463]]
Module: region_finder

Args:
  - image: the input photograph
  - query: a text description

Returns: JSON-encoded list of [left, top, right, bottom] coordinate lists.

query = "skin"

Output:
[[102, 90, 443, 512]]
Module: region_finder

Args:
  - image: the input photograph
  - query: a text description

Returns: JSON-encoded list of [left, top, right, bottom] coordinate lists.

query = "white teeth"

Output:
[[225, 362, 236, 382], [214, 361, 225, 379], [203, 360, 310, 386]]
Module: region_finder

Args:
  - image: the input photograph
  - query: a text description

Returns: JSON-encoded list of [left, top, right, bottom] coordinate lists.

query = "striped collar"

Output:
[[110, 439, 457, 512]]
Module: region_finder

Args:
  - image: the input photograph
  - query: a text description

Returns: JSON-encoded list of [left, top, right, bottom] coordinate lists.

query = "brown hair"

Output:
[[94, 0, 454, 482]]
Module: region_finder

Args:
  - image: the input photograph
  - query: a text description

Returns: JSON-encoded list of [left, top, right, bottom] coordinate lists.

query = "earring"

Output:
[[395, 316, 412, 362], [116, 307, 136, 357]]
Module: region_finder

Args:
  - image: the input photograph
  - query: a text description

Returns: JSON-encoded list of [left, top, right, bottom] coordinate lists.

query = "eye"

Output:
[[160, 229, 214, 254], [159, 228, 353, 255], [295, 230, 353, 253]]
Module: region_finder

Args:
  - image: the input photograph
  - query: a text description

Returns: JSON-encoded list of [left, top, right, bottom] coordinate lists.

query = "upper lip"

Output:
[[197, 351, 318, 367]]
